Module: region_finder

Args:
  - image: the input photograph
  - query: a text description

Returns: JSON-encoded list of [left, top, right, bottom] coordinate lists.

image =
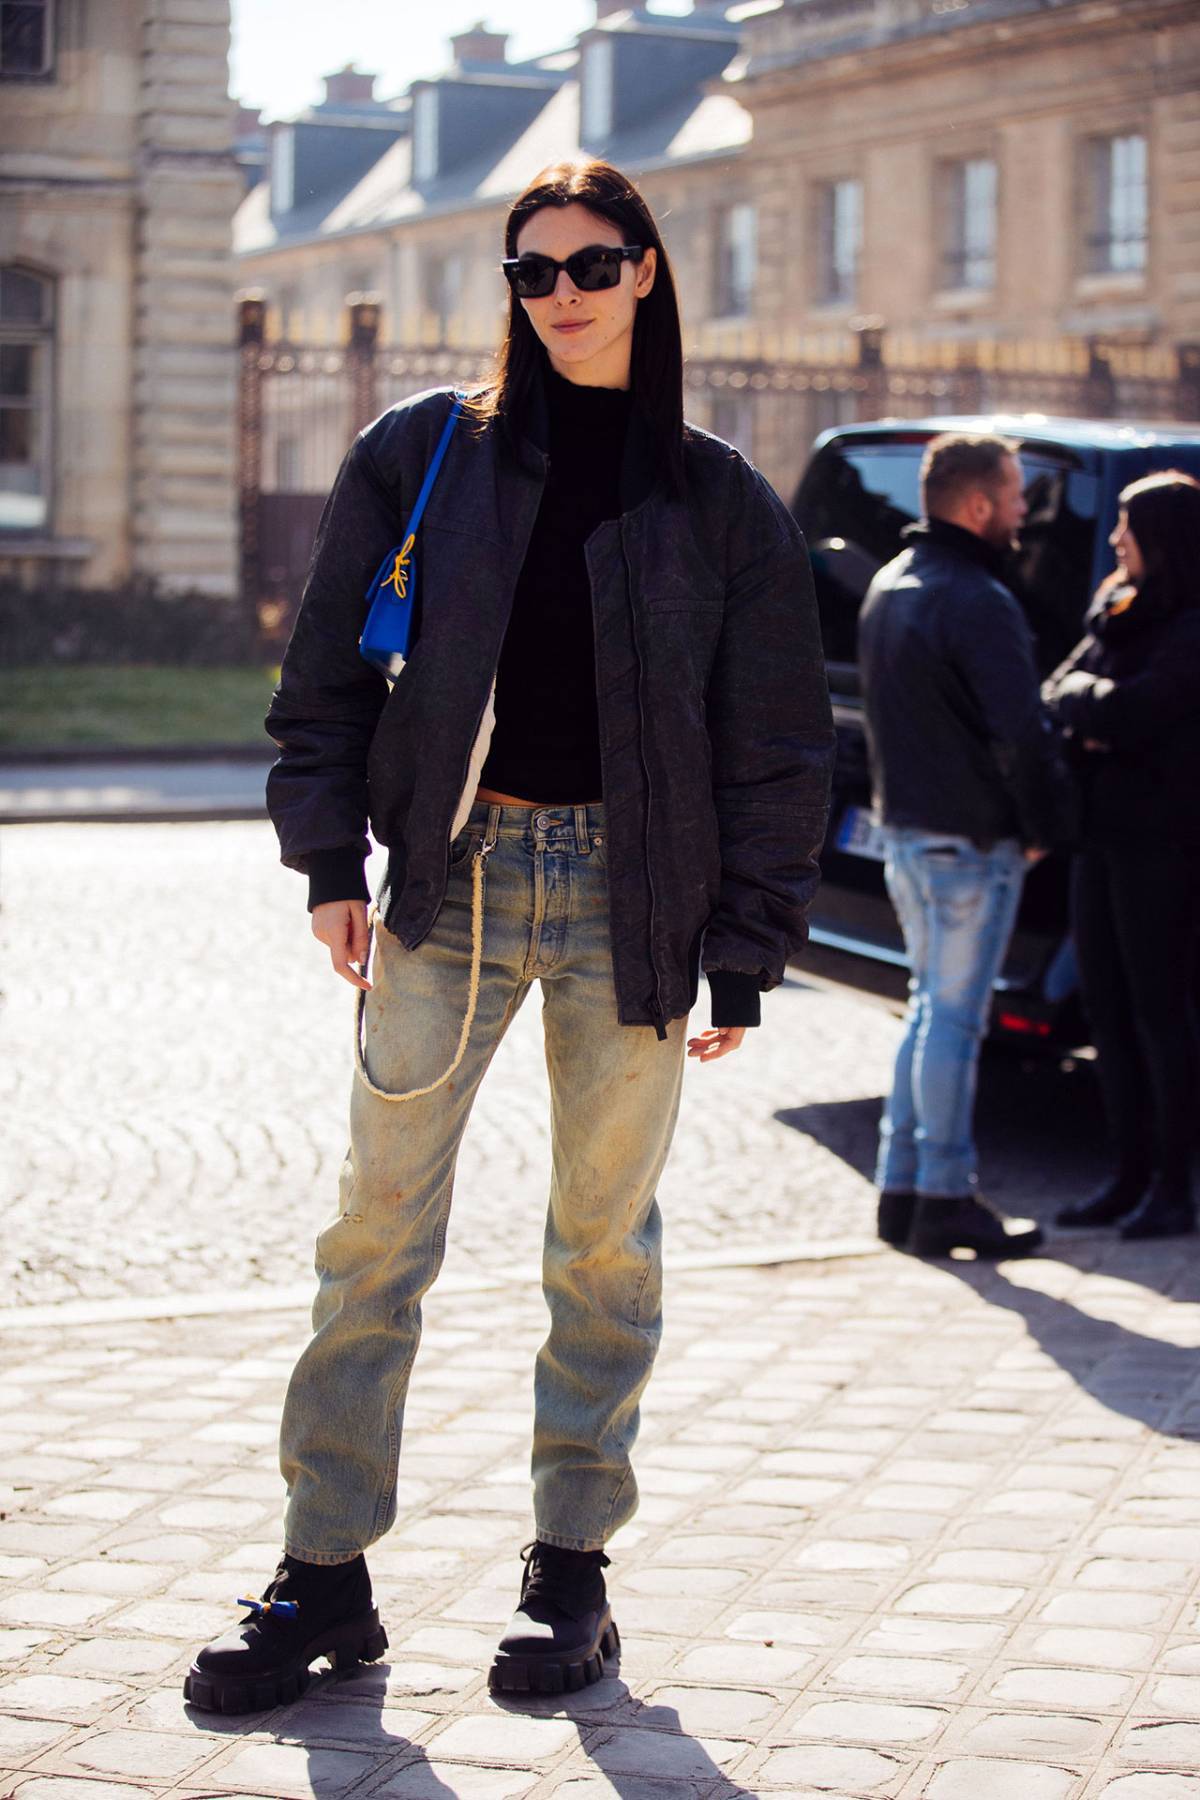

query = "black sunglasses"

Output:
[[501, 244, 645, 299]]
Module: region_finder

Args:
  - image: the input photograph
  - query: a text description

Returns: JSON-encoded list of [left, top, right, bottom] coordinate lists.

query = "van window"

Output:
[[796, 438, 1100, 686]]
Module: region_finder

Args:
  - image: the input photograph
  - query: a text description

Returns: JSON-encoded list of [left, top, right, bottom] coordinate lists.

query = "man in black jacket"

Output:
[[859, 432, 1071, 1258]]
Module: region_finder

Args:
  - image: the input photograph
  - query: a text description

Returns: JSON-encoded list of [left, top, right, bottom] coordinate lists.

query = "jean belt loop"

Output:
[[484, 803, 501, 857], [574, 804, 589, 855]]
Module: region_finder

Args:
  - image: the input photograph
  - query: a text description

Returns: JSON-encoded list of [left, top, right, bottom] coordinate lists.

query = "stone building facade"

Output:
[[0, 0, 240, 593], [720, 0, 1200, 487], [734, 0, 1199, 344], [234, 0, 1199, 506]]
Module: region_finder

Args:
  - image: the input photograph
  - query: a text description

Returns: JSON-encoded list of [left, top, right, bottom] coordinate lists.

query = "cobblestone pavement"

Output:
[[1, 1240, 1199, 1797], [2, 822, 1110, 1311]]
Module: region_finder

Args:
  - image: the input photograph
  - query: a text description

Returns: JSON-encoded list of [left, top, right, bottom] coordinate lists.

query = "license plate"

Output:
[[835, 804, 888, 861]]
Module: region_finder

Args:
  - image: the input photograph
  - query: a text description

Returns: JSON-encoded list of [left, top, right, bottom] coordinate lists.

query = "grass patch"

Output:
[[0, 665, 280, 751]]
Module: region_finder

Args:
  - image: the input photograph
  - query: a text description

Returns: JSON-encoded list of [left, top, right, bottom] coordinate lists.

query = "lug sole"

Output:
[[183, 1609, 388, 1715], [488, 1616, 620, 1697]]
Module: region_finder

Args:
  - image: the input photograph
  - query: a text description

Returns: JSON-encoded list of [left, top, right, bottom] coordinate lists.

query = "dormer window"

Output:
[[581, 38, 614, 144], [413, 87, 439, 184], [271, 125, 294, 213]]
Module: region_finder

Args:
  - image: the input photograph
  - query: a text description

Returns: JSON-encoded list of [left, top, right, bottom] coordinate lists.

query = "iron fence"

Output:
[[237, 294, 1200, 641]]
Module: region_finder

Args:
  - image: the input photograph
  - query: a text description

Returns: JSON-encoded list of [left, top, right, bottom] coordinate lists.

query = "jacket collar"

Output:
[[903, 516, 1009, 582], [517, 359, 660, 515]]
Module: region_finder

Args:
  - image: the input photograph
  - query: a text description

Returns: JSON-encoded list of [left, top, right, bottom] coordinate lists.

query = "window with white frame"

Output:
[[714, 202, 756, 320], [1, 0, 53, 77], [581, 37, 614, 144], [0, 266, 53, 532], [412, 87, 439, 185], [817, 178, 862, 305], [1085, 133, 1147, 274], [940, 157, 997, 291]]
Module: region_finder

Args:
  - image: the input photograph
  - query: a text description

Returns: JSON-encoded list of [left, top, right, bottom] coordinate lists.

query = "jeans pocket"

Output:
[[447, 827, 479, 871]]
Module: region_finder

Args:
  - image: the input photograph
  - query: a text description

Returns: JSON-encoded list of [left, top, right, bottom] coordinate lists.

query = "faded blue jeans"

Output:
[[875, 827, 1026, 1199], [280, 802, 688, 1563]]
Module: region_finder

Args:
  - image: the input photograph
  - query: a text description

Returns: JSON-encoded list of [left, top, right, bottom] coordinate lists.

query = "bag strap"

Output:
[[401, 394, 463, 541]]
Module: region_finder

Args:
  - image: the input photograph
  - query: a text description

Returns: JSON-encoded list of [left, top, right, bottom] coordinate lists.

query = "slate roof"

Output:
[[235, 21, 750, 256]]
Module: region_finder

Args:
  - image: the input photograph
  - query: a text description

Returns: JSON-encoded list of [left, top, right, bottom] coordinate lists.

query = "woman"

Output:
[[1044, 470, 1200, 1241], [185, 160, 833, 1712]]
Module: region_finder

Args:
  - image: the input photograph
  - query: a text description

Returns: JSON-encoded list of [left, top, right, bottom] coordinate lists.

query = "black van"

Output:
[[791, 415, 1200, 1048]]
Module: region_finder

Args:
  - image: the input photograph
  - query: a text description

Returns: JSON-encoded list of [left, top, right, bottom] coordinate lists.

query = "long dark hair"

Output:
[[469, 159, 685, 494], [1105, 469, 1200, 619]]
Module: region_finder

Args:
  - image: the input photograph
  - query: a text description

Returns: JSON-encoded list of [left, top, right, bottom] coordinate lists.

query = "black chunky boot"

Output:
[[183, 1553, 386, 1714], [909, 1194, 1043, 1259], [1119, 1176, 1196, 1241], [489, 1541, 619, 1697], [1056, 1172, 1147, 1229], [877, 1190, 916, 1247]]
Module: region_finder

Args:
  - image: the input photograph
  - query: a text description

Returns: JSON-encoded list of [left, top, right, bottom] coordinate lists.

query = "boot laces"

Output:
[[237, 1558, 298, 1622], [520, 1541, 609, 1619]]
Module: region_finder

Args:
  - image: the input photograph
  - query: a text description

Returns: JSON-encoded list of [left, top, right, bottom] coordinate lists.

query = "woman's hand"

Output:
[[312, 900, 372, 991], [686, 1026, 747, 1063]]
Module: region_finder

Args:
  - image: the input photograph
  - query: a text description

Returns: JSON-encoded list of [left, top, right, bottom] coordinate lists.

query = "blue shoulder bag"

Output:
[[359, 396, 463, 680]]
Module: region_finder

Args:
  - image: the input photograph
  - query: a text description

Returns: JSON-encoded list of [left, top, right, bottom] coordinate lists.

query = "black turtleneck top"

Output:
[[478, 366, 759, 1029], [479, 367, 628, 803]]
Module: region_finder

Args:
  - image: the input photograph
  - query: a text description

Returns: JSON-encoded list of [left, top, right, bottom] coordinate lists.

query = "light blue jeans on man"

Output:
[[875, 826, 1026, 1199], [280, 802, 688, 1563]]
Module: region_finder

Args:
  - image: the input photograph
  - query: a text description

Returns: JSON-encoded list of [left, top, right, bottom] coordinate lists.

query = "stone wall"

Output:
[[0, 0, 239, 594], [737, 0, 1200, 347], [133, 1, 241, 596]]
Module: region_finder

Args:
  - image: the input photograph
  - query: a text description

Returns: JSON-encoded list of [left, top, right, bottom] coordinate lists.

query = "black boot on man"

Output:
[[184, 1553, 386, 1714], [489, 1541, 618, 1697], [909, 1194, 1043, 1259], [877, 1190, 916, 1248], [1119, 1175, 1197, 1241]]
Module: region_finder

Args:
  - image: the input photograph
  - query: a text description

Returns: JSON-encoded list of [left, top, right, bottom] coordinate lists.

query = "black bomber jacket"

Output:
[[858, 519, 1076, 851], [265, 380, 835, 1034]]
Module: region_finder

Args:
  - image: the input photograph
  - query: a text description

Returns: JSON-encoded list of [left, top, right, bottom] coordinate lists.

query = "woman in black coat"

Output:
[[1043, 470, 1200, 1240]]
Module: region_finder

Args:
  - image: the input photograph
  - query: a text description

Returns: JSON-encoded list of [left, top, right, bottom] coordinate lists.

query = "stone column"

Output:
[[1178, 344, 1200, 424], [346, 295, 382, 436], [237, 293, 266, 632], [854, 317, 887, 422], [131, 0, 241, 598]]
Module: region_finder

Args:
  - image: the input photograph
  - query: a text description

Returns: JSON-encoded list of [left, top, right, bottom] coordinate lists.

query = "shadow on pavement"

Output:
[[489, 1672, 754, 1795], [776, 1063, 1200, 1440], [775, 1052, 1110, 1224], [185, 1656, 757, 1795], [934, 1244, 1200, 1442], [183, 1665, 458, 1797]]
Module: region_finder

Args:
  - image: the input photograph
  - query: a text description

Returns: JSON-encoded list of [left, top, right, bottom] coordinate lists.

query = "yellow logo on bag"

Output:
[[381, 534, 416, 600]]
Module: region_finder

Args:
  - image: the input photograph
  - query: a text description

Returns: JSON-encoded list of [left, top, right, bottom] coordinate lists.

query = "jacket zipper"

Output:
[[622, 524, 667, 1040]]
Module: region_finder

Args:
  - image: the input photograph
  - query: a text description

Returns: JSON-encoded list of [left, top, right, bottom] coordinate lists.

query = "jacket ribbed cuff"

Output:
[[707, 971, 762, 1029], [306, 847, 371, 912]]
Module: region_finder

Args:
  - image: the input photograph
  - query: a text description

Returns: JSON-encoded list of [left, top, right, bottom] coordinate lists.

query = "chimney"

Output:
[[322, 64, 377, 106], [450, 21, 509, 65]]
